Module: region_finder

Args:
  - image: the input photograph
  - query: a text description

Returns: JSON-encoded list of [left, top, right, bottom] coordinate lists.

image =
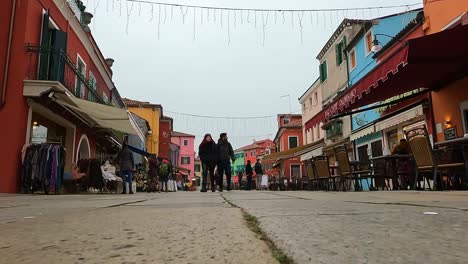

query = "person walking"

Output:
[[159, 159, 171, 193], [254, 159, 264, 191], [245, 160, 253, 191], [217, 133, 235, 191], [116, 142, 135, 194], [147, 154, 159, 192], [198, 134, 218, 192]]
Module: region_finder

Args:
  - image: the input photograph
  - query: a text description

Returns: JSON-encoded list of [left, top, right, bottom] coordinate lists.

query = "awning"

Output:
[[350, 125, 376, 141], [305, 24, 468, 129], [24, 80, 138, 135], [375, 105, 424, 132], [264, 139, 325, 162], [300, 147, 323, 161]]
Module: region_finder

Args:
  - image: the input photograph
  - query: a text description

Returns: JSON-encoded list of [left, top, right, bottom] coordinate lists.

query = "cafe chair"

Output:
[[405, 127, 465, 190], [334, 145, 371, 191], [370, 159, 392, 191], [305, 160, 317, 191], [312, 155, 334, 191]]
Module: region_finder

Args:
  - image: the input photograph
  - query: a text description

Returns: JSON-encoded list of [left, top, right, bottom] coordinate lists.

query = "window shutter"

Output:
[[39, 13, 51, 80], [49, 30, 67, 83], [336, 43, 343, 65], [319, 63, 324, 83], [322, 61, 327, 81]]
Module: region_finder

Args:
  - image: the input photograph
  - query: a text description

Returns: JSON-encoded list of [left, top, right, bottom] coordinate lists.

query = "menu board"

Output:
[[444, 127, 457, 140]]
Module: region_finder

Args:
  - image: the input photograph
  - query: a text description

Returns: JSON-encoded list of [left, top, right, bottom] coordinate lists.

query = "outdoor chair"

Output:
[[312, 155, 334, 191], [305, 161, 316, 191], [334, 145, 371, 191], [370, 159, 392, 190], [405, 126, 465, 190]]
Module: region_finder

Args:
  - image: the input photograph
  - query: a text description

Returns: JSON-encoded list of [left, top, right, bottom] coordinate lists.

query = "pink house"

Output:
[[171, 131, 196, 180]]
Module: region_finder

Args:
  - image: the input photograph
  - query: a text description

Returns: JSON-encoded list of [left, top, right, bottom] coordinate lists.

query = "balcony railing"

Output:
[[26, 44, 105, 104], [66, 0, 84, 23]]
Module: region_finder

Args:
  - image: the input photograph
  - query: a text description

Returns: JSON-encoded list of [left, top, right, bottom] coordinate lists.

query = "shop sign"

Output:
[[325, 89, 357, 119], [444, 127, 457, 140]]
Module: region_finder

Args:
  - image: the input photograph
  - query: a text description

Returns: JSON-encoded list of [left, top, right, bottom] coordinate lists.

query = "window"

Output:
[[102, 92, 108, 104], [194, 164, 201, 172], [291, 164, 301, 177], [88, 72, 96, 102], [284, 116, 290, 124], [251, 151, 255, 157], [302, 103, 306, 112], [75, 55, 86, 98], [357, 145, 369, 162], [313, 92, 318, 105], [309, 97, 313, 106], [387, 130, 398, 154], [265, 149, 271, 155], [371, 140, 383, 157], [39, 13, 67, 83], [181, 157, 190, 164], [319, 60, 328, 83], [336, 42, 343, 65], [365, 31, 373, 55], [288, 136, 298, 149], [183, 139, 189, 146], [349, 49, 357, 70]]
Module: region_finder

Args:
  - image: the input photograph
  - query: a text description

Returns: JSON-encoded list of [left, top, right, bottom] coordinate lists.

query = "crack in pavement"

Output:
[[255, 211, 403, 219], [345, 201, 468, 212], [88, 197, 160, 210]]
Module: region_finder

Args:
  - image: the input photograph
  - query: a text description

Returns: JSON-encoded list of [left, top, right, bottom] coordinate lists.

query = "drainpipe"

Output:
[[1, 0, 17, 108]]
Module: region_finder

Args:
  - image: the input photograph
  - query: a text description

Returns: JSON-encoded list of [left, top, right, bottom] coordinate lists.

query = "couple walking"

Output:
[[198, 133, 235, 192]]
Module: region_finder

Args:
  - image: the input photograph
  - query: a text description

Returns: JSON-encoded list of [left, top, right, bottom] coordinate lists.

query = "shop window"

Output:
[[349, 49, 357, 70], [365, 31, 373, 55], [194, 164, 201, 172], [31, 112, 65, 144], [288, 136, 298, 149], [371, 140, 383, 157], [181, 157, 190, 164], [291, 164, 301, 177], [387, 130, 398, 154], [357, 145, 369, 162]]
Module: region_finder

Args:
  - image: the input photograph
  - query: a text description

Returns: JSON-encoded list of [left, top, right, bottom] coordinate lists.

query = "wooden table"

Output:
[[435, 136, 468, 185], [370, 154, 413, 190]]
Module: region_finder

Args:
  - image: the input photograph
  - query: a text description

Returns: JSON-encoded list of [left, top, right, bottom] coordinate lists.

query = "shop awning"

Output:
[[300, 147, 323, 161], [264, 139, 324, 162], [23, 80, 139, 136], [350, 125, 376, 142], [305, 24, 468, 129], [375, 105, 424, 132]]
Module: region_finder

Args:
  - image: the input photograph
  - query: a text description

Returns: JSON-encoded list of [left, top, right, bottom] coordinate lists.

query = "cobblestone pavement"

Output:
[[1, 191, 468, 264]]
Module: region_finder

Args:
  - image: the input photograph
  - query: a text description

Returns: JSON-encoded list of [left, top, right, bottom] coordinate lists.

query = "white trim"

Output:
[[441, 12, 467, 31], [460, 100, 468, 134], [76, 134, 91, 162], [349, 48, 357, 71], [364, 30, 373, 56], [288, 136, 299, 149], [290, 164, 302, 178]]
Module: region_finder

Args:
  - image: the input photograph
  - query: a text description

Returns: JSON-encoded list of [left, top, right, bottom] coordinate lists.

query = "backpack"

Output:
[[159, 163, 170, 177]]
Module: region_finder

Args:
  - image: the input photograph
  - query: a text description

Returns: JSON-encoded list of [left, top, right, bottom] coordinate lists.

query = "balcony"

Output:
[[26, 44, 106, 105], [324, 119, 343, 139]]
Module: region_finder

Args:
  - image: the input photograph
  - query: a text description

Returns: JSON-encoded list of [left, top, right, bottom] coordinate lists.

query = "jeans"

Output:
[[120, 170, 133, 193], [202, 161, 216, 191], [217, 160, 232, 190]]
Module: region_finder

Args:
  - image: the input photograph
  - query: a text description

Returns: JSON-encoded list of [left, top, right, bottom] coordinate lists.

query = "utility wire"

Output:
[[125, 0, 422, 12]]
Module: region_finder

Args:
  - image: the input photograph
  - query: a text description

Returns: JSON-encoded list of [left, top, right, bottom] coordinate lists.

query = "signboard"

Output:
[[444, 127, 457, 140]]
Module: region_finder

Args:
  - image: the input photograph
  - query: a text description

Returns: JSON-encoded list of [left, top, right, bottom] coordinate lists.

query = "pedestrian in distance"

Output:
[[159, 158, 171, 193], [217, 133, 235, 192], [116, 140, 135, 194], [198, 134, 218, 192], [147, 154, 159, 193], [254, 159, 264, 191], [245, 160, 253, 191]]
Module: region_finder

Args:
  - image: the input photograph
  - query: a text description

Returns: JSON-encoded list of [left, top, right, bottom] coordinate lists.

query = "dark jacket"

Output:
[[117, 146, 135, 171], [217, 139, 235, 162], [254, 162, 264, 175], [245, 163, 253, 175], [199, 141, 218, 162]]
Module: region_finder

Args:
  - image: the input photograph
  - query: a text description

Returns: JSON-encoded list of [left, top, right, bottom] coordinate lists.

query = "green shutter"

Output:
[[336, 43, 343, 66], [39, 13, 50, 80], [319, 63, 324, 83], [49, 30, 67, 83], [322, 61, 327, 81]]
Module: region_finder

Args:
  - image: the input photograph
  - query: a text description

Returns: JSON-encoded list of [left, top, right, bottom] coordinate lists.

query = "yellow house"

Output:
[[123, 98, 162, 154]]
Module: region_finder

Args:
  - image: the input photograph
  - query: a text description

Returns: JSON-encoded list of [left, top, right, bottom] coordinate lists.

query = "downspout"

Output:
[[1, 0, 17, 108]]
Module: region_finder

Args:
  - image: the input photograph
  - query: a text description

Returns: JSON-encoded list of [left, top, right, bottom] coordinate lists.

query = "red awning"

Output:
[[305, 24, 468, 130]]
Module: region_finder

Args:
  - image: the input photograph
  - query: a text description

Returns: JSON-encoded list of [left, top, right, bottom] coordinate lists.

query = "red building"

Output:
[[0, 0, 136, 193], [241, 139, 275, 165], [158, 116, 173, 160], [265, 114, 304, 180]]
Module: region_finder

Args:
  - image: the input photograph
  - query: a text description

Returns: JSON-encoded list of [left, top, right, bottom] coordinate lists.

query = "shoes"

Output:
[[121, 191, 126, 194], [129, 191, 134, 194], [200, 189, 207, 193]]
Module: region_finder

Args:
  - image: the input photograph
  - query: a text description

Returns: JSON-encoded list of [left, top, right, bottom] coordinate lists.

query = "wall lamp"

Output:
[[371, 34, 407, 53]]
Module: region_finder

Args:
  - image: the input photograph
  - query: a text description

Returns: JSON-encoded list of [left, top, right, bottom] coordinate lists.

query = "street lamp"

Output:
[[371, 34, 406, 53]]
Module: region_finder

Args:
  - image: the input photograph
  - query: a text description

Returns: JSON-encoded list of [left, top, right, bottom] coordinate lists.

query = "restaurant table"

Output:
[[329, 161, 364, 191], [370, 154, 413, 190], [434, 136, 468, 186]]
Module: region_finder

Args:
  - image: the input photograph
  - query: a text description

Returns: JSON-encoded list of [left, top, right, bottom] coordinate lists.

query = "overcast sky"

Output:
[[88, 0, 422, 149]]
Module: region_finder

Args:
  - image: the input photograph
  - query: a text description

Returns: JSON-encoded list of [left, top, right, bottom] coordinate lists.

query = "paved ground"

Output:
[[1, 191, 468, 264]]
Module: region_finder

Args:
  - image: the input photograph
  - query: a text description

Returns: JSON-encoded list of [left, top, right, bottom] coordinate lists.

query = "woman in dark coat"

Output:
[[198, 134, 218, 192], [147, 154, 159, 192]]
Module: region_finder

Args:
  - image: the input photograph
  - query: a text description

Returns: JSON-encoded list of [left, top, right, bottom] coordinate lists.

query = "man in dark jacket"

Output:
[[116, 143, 135, 194], [245, 160, 253, 191], [254, 159, 264, 190], [217, 133, 235, 191]]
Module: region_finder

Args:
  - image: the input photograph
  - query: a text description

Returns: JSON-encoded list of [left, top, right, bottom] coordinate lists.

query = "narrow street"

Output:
[[2, 191, 468, 264]]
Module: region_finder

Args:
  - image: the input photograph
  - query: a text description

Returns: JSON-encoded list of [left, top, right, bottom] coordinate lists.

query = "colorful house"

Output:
[[0, 0, 137, 193], [123, 98, 162, 155], [159, 116, 173, 159], [171, 131, 195, 180]]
